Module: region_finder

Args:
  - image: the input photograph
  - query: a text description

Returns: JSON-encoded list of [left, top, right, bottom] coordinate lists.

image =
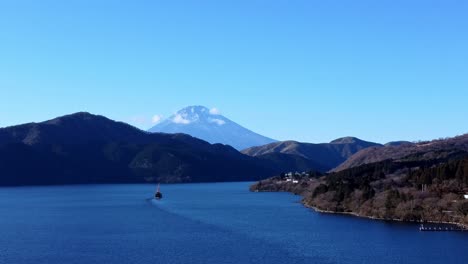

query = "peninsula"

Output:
[[251, 147, 468, 227]]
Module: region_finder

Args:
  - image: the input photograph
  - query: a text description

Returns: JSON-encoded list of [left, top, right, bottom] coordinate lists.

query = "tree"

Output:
[[312, 184, 328, 198], [457, 201, 468, 216]]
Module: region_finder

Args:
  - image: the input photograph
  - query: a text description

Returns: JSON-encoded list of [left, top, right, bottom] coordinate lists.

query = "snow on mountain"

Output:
[[148, 106, 276, 150]]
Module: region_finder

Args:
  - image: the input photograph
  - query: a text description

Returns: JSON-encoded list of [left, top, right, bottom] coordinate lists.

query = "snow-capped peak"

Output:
[[148, 105, 277, 150], [170, 106, 224, 125]]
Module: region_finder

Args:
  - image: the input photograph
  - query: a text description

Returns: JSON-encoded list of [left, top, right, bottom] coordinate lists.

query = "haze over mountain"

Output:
[[242, 137, 382, 171], [148, 106, 276, 150]]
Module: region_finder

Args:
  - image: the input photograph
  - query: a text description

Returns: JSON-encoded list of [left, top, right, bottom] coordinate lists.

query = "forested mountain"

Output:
[[335, 134, 468, 171], [242, 137, 381, 171], [0, 112, 281, 186], [251, 149, 468, 226]]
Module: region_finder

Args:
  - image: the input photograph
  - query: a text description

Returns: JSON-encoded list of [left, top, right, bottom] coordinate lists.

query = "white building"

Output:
[[464, 194, 468, 199]]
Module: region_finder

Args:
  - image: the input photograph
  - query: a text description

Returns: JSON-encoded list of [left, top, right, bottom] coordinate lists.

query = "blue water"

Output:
[[0, 182, 467, 264]]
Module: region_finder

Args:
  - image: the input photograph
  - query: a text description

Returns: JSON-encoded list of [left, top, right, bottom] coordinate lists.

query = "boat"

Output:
[[154, 183, 163, 200]]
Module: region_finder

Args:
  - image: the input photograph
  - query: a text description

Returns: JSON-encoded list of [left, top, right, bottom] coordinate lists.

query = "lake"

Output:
[[0, 182, 466, 264]]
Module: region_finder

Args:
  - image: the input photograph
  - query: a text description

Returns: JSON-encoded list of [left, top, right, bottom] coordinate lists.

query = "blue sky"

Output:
[[0, 0, 467, 143]]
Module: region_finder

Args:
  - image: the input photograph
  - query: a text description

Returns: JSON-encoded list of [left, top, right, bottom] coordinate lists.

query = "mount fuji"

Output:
[[148, 106, 277, 150]]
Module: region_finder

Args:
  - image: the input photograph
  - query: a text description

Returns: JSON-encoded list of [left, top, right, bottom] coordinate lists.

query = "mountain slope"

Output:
[[252, 151, 468, 226], [334, 134, 468, 171], [0, 112, 148, 146], [255, 152, 329, 173], [148, 106, 276, 150], [242, 137, 381, 171], [0, 112, 281, 186], [384, 141, 414, 147]]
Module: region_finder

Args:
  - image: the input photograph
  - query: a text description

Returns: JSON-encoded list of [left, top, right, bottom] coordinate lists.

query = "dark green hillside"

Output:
[[0, 112, 280, 186], [252, 150, 468, 226]]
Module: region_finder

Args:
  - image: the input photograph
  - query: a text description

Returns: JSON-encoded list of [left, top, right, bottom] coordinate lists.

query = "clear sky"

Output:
[[0, 0, 467, 144]]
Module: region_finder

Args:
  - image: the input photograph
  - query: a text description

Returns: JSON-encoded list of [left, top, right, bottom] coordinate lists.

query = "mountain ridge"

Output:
[[334, 134, 468, 171], [0, 112, 334, 186], [0, 112, 282, 186], [242, 137, 382, 171]]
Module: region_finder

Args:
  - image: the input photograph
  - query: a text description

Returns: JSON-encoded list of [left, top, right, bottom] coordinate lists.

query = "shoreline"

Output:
[[252, 189, 468, 230], [304, 203, 468, 229]]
